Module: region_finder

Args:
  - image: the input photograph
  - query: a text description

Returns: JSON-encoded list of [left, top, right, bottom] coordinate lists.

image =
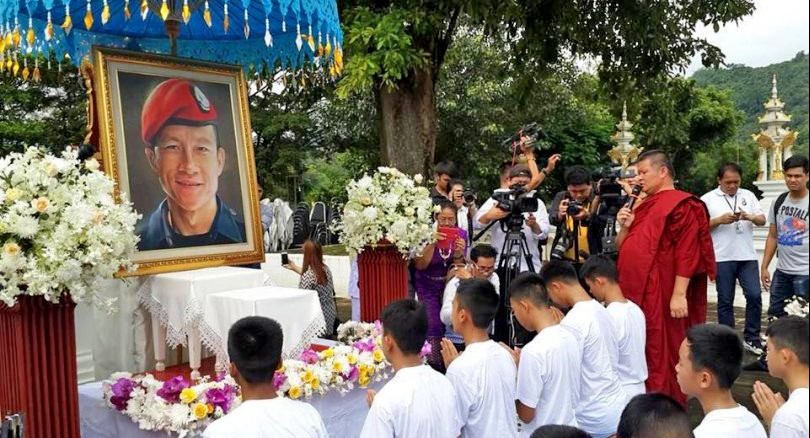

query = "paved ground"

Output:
[[335, 298, 782, 428]]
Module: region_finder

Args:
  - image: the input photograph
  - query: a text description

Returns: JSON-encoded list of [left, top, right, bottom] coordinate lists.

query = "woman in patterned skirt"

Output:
[[283, 239, 338, 337], [412, 200, 467, 371]]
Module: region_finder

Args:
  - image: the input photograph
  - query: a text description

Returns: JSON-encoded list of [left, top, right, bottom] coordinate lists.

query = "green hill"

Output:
[[691, 52, 809, 156]]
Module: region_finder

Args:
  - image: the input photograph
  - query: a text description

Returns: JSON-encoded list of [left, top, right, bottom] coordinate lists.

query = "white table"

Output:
[[137, 267, 267, 379], [78, 379, 386, 438], [205, 286, 327, 369]]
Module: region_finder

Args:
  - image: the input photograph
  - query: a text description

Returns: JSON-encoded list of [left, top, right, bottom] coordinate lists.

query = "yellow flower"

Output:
[[347, 353, 358, 365], [191, 403, 208, 419], [288, 385, 302, 399], [321, 348, 334, 359], [332, 361, 344, 373], [360, 196, 372, 206], [5, 188, 22, 202], [301, 369, 315, 384], [3, 242, 21, 257], [277, 364, 286, 374], [179, 388, 197, 404], [206, 403, 214, 414], [358, 372, 371, 388], [373, 349, 385, 363], [31, 196, 49, 213], [311, 376, 321, 390]]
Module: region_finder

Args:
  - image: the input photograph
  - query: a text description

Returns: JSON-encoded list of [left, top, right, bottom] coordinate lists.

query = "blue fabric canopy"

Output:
[[0, 0, 342, 70]]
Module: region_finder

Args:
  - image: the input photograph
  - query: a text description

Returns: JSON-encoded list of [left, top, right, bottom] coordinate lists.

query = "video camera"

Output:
[[492, 183, 539, 215], [593, 165, 634, 216], [502, 122, 553, 152]]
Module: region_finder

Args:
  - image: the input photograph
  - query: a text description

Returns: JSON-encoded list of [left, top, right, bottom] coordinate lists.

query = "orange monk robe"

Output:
[[617, 190, 716, 406]]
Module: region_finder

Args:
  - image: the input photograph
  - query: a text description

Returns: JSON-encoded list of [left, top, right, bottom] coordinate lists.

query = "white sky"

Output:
[[686, 0, 810, 75]]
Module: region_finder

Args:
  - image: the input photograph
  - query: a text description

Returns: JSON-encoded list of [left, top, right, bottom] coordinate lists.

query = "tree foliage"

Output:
[[0, 64, 86, 155]]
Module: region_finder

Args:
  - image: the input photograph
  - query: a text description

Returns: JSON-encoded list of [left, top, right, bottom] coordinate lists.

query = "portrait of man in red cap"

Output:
[[135, 78, 246, 251]]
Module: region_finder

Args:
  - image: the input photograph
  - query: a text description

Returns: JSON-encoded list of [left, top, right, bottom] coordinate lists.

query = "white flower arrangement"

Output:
[[0, 147, 139, 309], [334, 167, 435, 257], [102, 373, 240, 438], [336, 320, 380, 344]]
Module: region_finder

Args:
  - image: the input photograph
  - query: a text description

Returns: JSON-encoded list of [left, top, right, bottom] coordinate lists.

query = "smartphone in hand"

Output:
[[281, 253, 289, 265]]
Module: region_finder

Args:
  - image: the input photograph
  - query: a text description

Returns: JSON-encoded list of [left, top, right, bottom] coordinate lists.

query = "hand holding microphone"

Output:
[[618, 185, 642, 228]]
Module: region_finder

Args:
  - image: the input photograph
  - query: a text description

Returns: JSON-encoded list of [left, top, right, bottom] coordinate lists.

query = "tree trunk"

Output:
[[375, 68, 437, 176]]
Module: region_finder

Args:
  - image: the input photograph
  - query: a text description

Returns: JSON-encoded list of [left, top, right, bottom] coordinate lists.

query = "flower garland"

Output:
[[103, 321, 431, 435], [333, 167, 434, 257], [0, 147, 139, 309], [102, 373, 240, 437]]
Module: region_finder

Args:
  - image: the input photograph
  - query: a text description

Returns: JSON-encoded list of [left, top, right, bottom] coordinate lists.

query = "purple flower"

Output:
[[156, 376, 189, 403], [109, 378, 136, 411], [299, 349, 320, 364], [373, 320, 382, 334], [205, 386, 235, 413], [419, 341, 432, 358], [272, 371, 288, 391], [352, 338, 376, 353], [343, 366, 359, 382]]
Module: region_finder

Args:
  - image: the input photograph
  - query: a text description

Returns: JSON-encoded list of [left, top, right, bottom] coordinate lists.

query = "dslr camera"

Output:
[[492, 183, 539, 215], [502, 122, 553, 152]]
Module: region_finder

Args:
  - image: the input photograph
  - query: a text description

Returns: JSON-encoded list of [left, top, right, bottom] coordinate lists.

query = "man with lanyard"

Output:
[[701, 162, 767, 355]]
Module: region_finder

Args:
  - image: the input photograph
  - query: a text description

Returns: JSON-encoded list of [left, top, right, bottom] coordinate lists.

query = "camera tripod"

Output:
[[474, 213, 536, 348]]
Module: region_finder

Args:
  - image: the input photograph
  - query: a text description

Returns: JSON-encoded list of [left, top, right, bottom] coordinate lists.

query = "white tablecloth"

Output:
[[137, 267, 267, 351], [204, 286, 327, 365], [78, 379, 385, 438]]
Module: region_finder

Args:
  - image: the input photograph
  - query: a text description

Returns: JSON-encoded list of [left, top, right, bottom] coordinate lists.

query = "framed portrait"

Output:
[[93, 47, 264, 276]]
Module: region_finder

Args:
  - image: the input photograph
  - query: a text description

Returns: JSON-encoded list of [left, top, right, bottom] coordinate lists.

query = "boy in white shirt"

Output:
[[580, 255, 648, 398], [360, 299, 461, 438], [503, 272, 582, 437], [676, 323, 766, 438], [440, 278, 518, 438], [204, 317, 328, 438], [539, 260, 627, 438], [751, 316, 809, 438]]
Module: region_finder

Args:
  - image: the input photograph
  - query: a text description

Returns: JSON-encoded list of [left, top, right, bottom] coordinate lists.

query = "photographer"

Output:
[[549, 166, 605, 265], [474, 164, 550, 272], [449, 180, 477, 249]]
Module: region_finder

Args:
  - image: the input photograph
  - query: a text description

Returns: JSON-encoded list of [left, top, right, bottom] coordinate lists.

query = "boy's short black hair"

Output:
[[228, 316, 284, 384], [530, 425, 592, 438], [508, 272, 551, 308], [564, 166, 592, 186], [455, 278, 499, 329], [380, 299, 428, 356], [767, 316, 809, 365], [617, 393, 693, 438], [580, 255, 619, 283], [783, 155, 809, 174], [686, 324, 743, 389], [540, 259, 580, 285], [470, 244, 498, 262], [434, 160, 460, 178]]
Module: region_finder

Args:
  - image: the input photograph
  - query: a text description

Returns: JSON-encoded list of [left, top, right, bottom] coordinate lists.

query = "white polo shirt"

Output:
[[700, 187, 764, 262]]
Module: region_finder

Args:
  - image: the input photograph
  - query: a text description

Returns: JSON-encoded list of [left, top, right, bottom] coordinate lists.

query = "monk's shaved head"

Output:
[[636, 150, 675, 179]]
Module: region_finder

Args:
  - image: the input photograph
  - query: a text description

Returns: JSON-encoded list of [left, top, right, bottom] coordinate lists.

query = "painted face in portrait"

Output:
[[147, 124, 225, 213]]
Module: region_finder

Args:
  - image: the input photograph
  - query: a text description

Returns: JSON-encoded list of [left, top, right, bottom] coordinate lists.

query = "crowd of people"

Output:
[[205, 145, 808, 437]]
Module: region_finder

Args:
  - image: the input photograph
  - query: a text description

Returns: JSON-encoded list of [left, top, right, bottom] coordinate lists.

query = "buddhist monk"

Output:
[[616, 150, 716, 406]]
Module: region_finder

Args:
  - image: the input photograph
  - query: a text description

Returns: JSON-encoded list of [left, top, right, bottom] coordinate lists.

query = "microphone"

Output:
[[625, 185, 642, 210]]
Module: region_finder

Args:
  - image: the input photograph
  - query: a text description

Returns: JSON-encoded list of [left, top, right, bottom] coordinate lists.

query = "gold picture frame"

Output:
[[93, 47, 264, 276]]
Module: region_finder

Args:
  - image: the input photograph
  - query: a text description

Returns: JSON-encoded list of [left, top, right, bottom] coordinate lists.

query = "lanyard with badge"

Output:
[[723, 193, 743, 234]]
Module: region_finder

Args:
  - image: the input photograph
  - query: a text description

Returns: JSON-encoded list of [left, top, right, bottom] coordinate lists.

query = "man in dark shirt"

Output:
[[430, 160, 459, 205]]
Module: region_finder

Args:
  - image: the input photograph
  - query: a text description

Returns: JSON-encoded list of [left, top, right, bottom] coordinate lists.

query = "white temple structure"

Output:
[[608, 101, 643, 169]]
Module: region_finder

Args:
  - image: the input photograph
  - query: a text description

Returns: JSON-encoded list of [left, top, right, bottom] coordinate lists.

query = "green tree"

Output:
[[337, 0, 755, 176], [0, 63, 86, 154], [627, 79, 744, 192]]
